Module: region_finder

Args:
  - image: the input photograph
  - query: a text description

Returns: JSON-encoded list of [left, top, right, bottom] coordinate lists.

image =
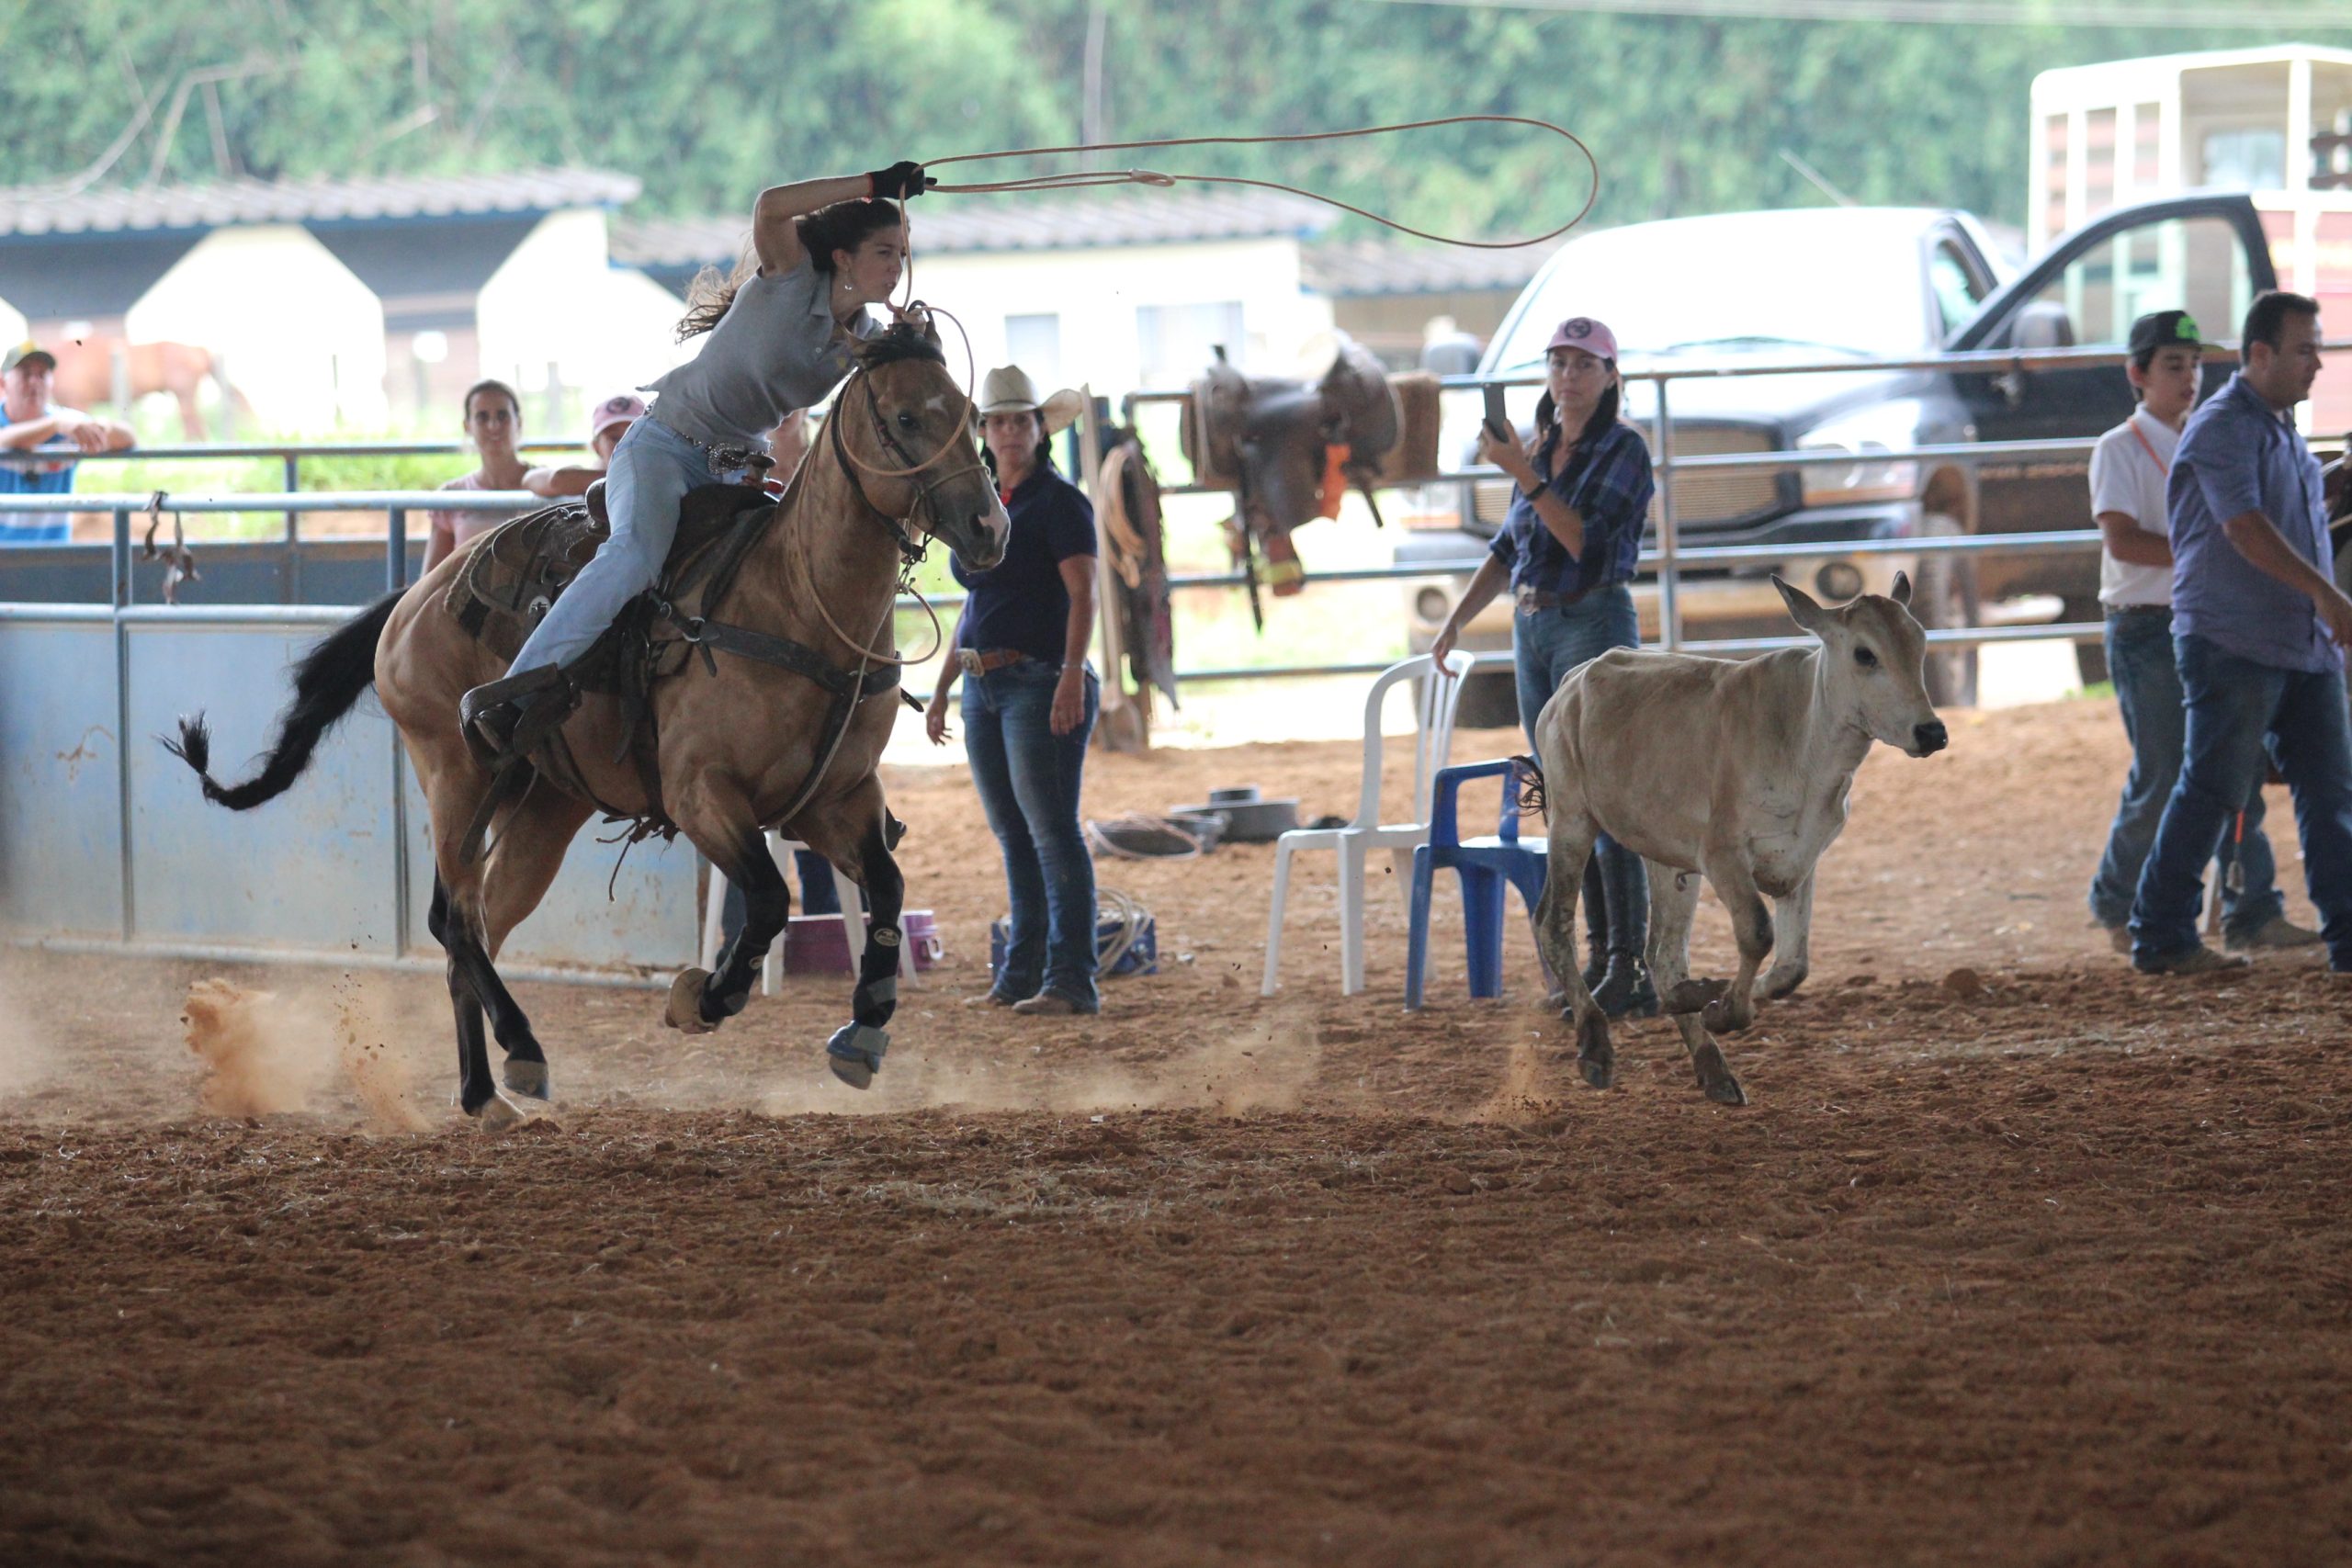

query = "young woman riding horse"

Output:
[[461, 160, 934, 763]]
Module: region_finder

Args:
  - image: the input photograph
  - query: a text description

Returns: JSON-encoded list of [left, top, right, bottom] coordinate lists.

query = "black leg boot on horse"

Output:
[[823, 817, 909, 1089]]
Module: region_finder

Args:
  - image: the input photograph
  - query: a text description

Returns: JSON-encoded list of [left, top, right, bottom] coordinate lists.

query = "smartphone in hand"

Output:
[[1482, 385, 1513, 445]]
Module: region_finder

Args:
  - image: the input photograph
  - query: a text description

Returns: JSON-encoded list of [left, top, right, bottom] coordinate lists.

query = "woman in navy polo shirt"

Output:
[[925, 366, 1102, 1015], [1430, 315, 1657, 1016]]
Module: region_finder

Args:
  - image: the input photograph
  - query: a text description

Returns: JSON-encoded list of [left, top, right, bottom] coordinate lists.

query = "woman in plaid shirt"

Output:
[[1430, 316, 1657, 1016]]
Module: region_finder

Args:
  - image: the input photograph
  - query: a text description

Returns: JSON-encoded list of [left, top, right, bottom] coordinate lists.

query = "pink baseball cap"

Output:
[[1545, 316, 1620, 362], [589, 393, 647, 441]]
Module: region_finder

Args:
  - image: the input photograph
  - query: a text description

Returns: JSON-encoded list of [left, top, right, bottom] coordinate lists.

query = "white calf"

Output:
[[1530, 574, 1948, 1104]]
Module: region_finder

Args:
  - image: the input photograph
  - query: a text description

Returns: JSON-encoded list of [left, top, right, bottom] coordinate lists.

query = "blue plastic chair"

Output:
[[1405, 759, 1551, 1010]]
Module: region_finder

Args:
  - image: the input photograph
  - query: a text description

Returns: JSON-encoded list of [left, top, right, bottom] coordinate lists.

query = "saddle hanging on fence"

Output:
[[1179, 334, 1441, 625]]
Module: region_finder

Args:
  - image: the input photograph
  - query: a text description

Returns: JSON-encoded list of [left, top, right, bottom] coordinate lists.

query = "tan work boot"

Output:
[[2223, 915, 2324, 953]]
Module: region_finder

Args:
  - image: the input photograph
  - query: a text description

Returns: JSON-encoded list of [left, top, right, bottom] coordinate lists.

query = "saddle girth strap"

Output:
[[686, 619, 902, 701]]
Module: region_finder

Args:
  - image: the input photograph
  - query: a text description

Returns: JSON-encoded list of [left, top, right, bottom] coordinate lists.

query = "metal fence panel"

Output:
[[0, 617, 126, 939], [124, 618, 402, 952]]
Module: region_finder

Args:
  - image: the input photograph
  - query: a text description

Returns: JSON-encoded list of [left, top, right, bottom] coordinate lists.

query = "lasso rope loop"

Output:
[[917, 115, 1600, 253]]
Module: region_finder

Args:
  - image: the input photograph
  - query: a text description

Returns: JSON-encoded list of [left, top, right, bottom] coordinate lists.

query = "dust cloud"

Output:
[[179, 974, 428, 1131]]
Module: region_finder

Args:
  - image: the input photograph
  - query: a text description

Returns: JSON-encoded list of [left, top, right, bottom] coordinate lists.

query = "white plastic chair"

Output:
[[1261, 649, 1476, 997], [700, 831, 916, 998]]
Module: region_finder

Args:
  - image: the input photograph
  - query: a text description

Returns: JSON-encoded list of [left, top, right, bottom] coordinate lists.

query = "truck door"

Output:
[[1949, 196, 2275, 553]]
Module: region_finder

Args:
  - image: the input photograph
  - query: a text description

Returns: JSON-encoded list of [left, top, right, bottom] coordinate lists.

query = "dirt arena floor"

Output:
[[5, 696, 2350, 1566]]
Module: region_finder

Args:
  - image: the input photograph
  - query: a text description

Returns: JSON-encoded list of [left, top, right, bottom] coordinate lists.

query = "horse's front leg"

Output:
[[668, 780, 795, 1029], [826, 801, 906, 1090]]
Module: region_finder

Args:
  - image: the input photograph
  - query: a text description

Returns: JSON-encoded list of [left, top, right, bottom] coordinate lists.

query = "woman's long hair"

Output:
[[676, 197, 903, 342], [1532, 361, 1622, 467]]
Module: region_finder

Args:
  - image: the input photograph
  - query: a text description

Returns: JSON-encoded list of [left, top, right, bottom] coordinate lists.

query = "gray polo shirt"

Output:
[[642, 252, 878, 450], [2166, 372, 2340, 674]]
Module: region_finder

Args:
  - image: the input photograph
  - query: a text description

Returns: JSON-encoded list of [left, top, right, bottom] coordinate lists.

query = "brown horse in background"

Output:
[[166, 321, 1008, 1121], [48, 334, 248, 439]]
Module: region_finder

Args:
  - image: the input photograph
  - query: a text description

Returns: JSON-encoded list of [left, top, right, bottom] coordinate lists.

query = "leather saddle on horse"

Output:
[[443, 478, 772, 676]]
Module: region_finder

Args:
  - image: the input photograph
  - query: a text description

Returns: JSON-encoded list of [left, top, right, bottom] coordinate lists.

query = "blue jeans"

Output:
[[964, 660, 1100, 1007], [510, 415, 748, 674], [2129, 633, 2352, 967], [1513, 584, 1647, 961], [2088, 607, 2279, 937]]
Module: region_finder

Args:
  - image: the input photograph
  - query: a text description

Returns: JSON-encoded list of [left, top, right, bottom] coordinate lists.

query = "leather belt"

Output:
[[957, 648, 1030, 676], [1516, 585, 1594, 612]]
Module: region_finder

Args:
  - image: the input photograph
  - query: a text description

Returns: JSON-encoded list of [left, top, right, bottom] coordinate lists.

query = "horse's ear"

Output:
[[920, 311, 941, 347], [1772, 574, 1826, 634], [1889, 570, 1913, 607]]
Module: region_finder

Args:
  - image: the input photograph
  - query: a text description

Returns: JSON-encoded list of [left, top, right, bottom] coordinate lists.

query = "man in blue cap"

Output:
[[0, 341, 136, 543], [2129, 292, 2352, 976]]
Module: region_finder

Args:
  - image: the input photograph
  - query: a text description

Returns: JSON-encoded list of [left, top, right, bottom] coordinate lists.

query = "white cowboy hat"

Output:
[[975, 365, 1083, 435]]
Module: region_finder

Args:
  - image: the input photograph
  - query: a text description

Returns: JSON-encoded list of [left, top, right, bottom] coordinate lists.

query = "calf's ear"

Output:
[[1772, 573, 1826, 633], [1889, 570, 1913, 607]]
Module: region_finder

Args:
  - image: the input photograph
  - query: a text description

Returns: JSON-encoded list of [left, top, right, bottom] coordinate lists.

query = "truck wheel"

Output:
[[1914, 514, 1980, 709], [2061, 596, 2109, 685]]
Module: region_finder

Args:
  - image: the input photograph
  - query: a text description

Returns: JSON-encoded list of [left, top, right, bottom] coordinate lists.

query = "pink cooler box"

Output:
[[781, 910, 944, 976]]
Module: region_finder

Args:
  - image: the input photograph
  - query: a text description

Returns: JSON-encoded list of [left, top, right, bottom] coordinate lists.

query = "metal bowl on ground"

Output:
[[1166, 784, 1298, 844]]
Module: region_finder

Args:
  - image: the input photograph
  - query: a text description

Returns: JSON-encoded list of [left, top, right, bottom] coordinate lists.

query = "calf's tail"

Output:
[[1512, 752, 1547, 818], [164, 589, 402, 810]]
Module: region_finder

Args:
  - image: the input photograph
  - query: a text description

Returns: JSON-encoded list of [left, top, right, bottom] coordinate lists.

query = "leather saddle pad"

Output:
[[443, 479, 774, 668]]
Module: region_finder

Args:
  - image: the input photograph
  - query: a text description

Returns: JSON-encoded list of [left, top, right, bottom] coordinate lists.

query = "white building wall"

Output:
[[126, 226, 387, 430], [478, 209, 698, 413], [907, 236, 1335, 395]]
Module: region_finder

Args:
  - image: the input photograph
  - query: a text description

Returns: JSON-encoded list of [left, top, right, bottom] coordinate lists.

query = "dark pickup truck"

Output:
[[1400, 193, 2278, 720]]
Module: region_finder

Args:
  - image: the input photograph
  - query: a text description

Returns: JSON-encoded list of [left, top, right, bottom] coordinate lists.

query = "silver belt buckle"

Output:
[[956, 649, 983, 677]]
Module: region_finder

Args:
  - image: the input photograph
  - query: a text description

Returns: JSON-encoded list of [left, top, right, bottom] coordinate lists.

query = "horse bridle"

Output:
[[827, 359, 989, 564]]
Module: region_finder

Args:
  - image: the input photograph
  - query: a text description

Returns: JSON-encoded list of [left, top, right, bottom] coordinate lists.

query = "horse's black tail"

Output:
[[1511, 752, 1548, 818], [164, 589, 402, 811]]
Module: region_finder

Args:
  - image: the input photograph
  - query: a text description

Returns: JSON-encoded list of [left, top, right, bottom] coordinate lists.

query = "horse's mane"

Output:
[[855, 321, 947, 371]]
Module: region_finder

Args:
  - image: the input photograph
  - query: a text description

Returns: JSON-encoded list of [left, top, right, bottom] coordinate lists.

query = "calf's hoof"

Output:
[[1762, 964, 1808, 1001], [827, 1022, 890, 1090], [664, 968, 716, 1035], [1574, 1010, 1614, 1090], [1663, 977, 1728, 1016], [502, 1057, 549, 1101], [1691, 1043, 1747, 1106], [1701, 995, 1755, 1034]]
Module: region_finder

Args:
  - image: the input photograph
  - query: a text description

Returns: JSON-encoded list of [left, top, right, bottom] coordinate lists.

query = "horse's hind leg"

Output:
[[427, 876, 505, 1120], [473, 785, 597, 1099], [793, 776, 903, 1090], [1649, 862, 1745, 1107]]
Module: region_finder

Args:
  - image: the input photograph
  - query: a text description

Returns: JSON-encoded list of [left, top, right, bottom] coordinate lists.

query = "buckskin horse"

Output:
[[166, 320, 1008, 1122]]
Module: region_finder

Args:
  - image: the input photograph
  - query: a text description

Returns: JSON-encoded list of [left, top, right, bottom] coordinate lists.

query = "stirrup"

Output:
[[459, 664, 579, 769]]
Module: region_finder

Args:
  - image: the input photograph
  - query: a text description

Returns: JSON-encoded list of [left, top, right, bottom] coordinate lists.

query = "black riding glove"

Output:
[[865, 161, 932, 200]]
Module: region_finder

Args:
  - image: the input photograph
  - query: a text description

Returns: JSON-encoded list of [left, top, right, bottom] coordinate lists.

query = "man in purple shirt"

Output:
[[2129, 292, 2352, 975]]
